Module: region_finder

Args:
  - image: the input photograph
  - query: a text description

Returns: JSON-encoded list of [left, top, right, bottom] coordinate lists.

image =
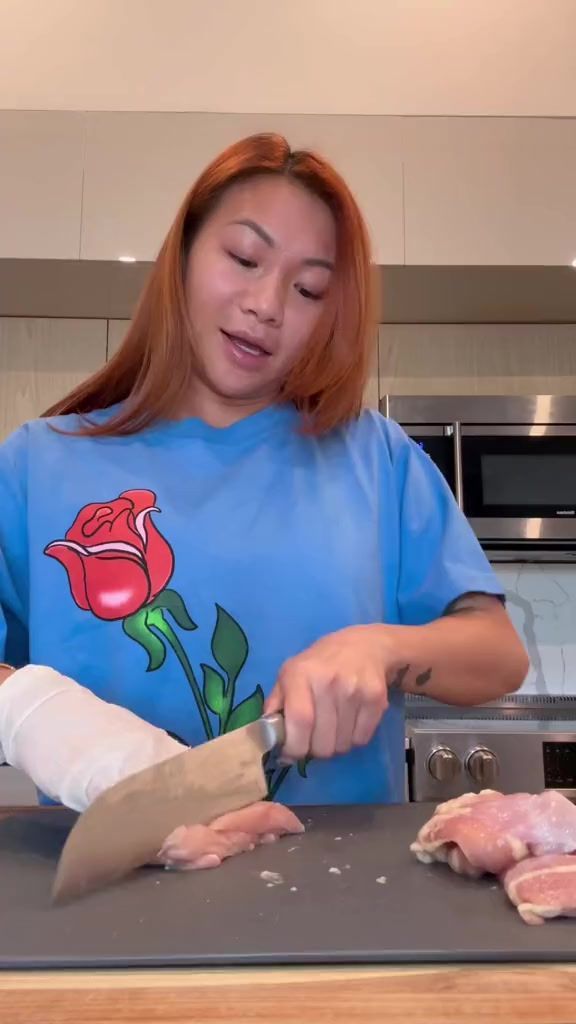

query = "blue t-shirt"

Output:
[[0, 403, 503, 805]]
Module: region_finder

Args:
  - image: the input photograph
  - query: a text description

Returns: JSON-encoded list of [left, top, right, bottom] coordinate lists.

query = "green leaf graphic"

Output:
[[146, 607, 167, 631], [202, 664, 226, 715], [211, 605, 248, 684], [297, 755, 313, 779], [123, 608, 166, 671], [225, 685, 265, 733], [148, 589, 197, 631]]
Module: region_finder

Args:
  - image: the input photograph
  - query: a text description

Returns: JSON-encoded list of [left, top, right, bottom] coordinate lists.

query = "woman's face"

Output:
[[184, 175, 336, 414]]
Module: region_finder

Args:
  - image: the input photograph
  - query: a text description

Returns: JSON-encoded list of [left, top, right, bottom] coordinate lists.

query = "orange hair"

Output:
[[44, 133, 375, 436]]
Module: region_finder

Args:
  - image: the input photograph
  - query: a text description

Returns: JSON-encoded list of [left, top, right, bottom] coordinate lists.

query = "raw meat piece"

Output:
[[158, 802, 304, 870], [503, 854, 576, 925], [410, 790, 576, 877]]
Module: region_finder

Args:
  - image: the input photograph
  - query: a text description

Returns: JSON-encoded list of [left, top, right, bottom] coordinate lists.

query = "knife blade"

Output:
[[51, 713, 285, 905]]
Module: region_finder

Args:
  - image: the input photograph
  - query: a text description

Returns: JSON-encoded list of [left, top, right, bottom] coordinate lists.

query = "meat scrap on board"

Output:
[[411, 789, 576, 925], [157, 802, 305, 870]]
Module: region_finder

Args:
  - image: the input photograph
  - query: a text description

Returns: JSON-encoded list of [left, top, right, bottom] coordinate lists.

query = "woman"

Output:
[[0, 134, 528, 862]]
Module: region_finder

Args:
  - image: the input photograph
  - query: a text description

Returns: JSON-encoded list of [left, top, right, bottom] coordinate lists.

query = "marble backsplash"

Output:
[[496, 563, 576, 695]]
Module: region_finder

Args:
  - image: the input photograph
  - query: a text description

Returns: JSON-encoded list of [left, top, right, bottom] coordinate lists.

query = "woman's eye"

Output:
[[228, 251, 257, 269], [297, 285, 323, 302]]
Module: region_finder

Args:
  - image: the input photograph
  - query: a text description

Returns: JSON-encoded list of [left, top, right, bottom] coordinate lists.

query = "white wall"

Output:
[[1, 0, 575, 115], [499, 565, 576, 697]]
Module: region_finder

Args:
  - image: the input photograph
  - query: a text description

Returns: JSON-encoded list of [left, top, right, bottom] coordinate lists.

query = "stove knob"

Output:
[[427, 746, 461, 782], [466, 747, 499, 787]]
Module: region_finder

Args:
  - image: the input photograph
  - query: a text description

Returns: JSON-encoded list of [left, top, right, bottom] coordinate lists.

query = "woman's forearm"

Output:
[[384, 597, 529, 706]]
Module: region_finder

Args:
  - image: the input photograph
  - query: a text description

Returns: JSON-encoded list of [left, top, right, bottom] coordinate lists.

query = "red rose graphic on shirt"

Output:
[[44, 489, 174, 621], [43, 485, 303, 799]]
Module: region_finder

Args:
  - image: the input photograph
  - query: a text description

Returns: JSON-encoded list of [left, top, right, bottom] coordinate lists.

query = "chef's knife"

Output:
[[52, 713, 285, 905]]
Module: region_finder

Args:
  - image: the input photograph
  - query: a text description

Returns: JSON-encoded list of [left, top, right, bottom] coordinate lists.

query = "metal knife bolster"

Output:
[[254, 713, 285, 754]]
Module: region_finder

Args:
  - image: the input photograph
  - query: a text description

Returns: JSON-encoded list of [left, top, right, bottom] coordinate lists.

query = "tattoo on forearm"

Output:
[[389, 663, 410, 690], [389, 663, 433, 691], [444, 591, 505, 617], [415, 667, 432, 688]]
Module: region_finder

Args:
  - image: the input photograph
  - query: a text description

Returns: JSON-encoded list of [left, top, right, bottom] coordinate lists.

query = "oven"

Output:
[[405, 695, 576, 803], [383, 395, 576, 561]]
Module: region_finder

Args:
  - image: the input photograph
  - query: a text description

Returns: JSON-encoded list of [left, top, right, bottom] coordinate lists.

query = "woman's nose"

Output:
[[242, 271, 285, 326]]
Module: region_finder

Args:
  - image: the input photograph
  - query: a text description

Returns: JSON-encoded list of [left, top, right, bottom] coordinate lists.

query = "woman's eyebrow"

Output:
[[230, 219, 334, 270]]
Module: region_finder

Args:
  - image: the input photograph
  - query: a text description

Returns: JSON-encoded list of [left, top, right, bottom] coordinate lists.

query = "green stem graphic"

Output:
[[153, 616, 214, 741], [267, 765, 292, 801]]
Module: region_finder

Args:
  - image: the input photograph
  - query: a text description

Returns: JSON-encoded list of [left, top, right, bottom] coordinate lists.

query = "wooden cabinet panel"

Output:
[[0, 318, 107, 441], [379, 323, 576, 395], [0, 112, 84, 259]]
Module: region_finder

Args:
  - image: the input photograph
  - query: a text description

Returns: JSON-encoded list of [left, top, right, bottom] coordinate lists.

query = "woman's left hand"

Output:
[[264, 625, 394, 761]]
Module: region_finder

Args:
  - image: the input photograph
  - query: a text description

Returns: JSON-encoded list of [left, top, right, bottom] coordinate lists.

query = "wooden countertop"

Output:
[[1, 807, 575, 1023], [1, 963, 576, 1024]]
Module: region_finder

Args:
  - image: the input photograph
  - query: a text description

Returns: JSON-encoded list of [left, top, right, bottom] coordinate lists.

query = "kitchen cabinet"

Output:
[[403, 117, 576, 266], [0, 112, 84, 259], [2, 111, 576, 267], [0, 318, 107, 441], [80, 113, 404, 264], [379, 322, 576, 396]]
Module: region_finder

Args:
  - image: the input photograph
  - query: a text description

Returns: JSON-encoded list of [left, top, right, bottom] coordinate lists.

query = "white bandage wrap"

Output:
[[0, 665, 186, 812]]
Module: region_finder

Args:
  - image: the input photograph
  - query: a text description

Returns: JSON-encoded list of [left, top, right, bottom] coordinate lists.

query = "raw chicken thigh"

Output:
[[158, 801, 304, 870], [411, 790, 576, 876], [503, 854, 576, 925], [411, 789, 576, 925]]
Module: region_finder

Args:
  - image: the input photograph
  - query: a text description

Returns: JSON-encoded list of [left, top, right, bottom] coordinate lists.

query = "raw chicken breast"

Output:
[[158, 802, 304, 870], [503, 854, 576, 925], [411, 790, 576, 877]]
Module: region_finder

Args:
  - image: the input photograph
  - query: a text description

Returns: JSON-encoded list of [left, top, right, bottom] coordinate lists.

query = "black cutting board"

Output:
[[0, 803, 574, 969]]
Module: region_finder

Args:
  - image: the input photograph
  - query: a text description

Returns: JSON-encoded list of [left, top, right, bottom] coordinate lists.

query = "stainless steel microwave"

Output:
[[382, 395, 576, 562]]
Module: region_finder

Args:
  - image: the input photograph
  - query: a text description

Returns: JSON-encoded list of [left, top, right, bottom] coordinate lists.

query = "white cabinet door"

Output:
[[81, 113, 403, 265], [379, 323, 576, 396], [403, 118, 576, 266], [0, 318, 107, 441], [0, 111, 84, 259]]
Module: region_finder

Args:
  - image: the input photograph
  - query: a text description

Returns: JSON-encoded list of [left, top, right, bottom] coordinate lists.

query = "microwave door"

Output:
[[461, 431, 576, 546]]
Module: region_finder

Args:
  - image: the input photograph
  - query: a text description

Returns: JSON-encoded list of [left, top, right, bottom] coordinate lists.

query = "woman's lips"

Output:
[[220, 330, 272, 370]]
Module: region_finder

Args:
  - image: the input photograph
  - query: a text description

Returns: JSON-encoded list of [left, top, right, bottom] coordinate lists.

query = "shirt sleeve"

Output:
[[0, 427, 30, 668], [386, 419, 504, 626]]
